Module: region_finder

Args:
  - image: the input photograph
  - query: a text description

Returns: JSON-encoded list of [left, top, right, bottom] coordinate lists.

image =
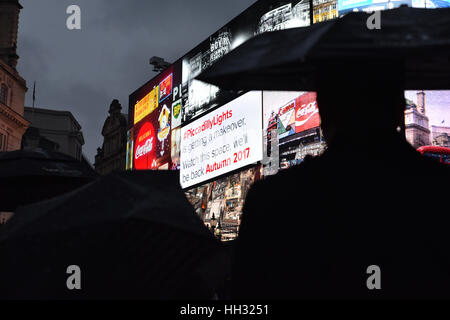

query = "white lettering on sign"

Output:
[[180, 92, 263, 188], [135, 138, 154, 160]]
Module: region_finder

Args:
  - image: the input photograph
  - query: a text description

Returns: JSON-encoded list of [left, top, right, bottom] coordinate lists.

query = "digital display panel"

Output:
[[128, 60, 183, 170], [127, 0, 449, 240], [180, 91, 263, 188], [181, 0, 311, 124], [263, 91, 325, 176], [404, 90, 450, 157], [185, 165, 263, 241], [134, 87, 159, 125]]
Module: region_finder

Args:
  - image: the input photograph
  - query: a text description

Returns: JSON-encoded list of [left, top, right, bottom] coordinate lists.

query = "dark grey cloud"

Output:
[[17, 0, 256, 164]]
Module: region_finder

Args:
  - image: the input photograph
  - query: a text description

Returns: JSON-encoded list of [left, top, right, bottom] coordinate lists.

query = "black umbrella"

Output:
[[197, 7, 450, 91], [0, 149, 97, 211], [0, 170, 224, 299]]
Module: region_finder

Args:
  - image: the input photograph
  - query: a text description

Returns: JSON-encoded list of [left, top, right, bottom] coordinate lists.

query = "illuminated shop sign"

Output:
[[180, 91, 263, 189]]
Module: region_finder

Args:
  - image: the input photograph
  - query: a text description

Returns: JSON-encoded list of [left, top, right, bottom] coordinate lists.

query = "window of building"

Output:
[[0, 84, 8, 105]]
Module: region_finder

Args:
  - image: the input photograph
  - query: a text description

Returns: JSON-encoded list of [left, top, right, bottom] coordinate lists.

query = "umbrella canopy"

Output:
[[0, 170, 224, 299], [197, 7, 450, 91], [0, 149, 97, 211]]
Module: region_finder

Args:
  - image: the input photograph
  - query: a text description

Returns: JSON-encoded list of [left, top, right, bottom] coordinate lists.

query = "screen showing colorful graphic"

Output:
[[263, 91, 326, 176], [128, 60, 183, 170], [159, 73, 173, 103], [134, 87, 159, 125], [134, 121, 157, 170]]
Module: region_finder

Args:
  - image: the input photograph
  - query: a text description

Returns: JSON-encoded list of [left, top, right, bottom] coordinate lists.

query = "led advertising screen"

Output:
[[185, 165, 263, 241], [404, 90, 450, 160], [337, 0, 450, 15], [263, 91, 326, 175], [180, 91, 263, 188], [128, 60, 183, 170], [181, 0, 311, 124]]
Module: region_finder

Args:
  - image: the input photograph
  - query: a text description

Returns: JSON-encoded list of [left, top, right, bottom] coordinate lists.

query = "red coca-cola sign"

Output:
[[295, 92, 320, 133], [134, 121, 157, 170]]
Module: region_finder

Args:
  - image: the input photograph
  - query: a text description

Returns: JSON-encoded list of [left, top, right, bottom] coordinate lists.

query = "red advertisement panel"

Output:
[[159, 73, 173, 103], [295, 92, 320, 133], [134, 121, 157, 170]]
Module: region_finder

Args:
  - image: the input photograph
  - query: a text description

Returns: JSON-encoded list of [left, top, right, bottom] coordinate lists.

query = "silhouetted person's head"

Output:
[[316, 61, 406, 146]]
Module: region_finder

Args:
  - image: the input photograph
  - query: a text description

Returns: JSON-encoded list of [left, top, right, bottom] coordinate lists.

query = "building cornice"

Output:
[[0, 59, 27, 90], [0, 100, 30, 128], [24, 106, 82, 130], [405, 123, 431, 134]]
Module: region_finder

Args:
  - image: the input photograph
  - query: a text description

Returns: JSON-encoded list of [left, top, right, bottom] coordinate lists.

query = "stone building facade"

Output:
[[94, 100, 128, 175], [0, 0, 29, 152], [23, 107, 85, 160], [431, 125, 450, 148]]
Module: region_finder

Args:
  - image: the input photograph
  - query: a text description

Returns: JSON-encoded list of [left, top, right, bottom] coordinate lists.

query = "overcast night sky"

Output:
[[16, 0, 257, 164]]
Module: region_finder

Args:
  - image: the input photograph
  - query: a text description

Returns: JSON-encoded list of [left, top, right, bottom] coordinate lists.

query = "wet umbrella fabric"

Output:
[[0, 170, 223, 299], [197, 7, 450, 91], [0, 149, 97, 211]]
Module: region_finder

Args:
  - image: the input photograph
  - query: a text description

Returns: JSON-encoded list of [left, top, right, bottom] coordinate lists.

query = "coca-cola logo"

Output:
[[295, 93, 320, 133], [134, 122, 156, 170], [296, 101, 318, 120], [135, 137, 154, 159]]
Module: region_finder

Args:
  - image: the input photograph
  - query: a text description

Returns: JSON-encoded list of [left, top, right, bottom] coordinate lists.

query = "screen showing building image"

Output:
[[337, 0, 449, 16], [185, 165, 263, 241], [404, 90, 450, 164]]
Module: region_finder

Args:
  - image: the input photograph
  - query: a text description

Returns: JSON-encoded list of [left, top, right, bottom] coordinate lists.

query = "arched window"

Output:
[[0, 84, 8, 105]]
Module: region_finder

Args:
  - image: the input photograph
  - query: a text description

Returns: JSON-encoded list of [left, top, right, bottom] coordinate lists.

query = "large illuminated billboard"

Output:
[[338, 0, 450, 14], [404, 90, 450, 152], [128, 60, 183, 170], [181, 0, 311, 124], [262, 91, 326, 175], [180, 91, 263, 188]]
